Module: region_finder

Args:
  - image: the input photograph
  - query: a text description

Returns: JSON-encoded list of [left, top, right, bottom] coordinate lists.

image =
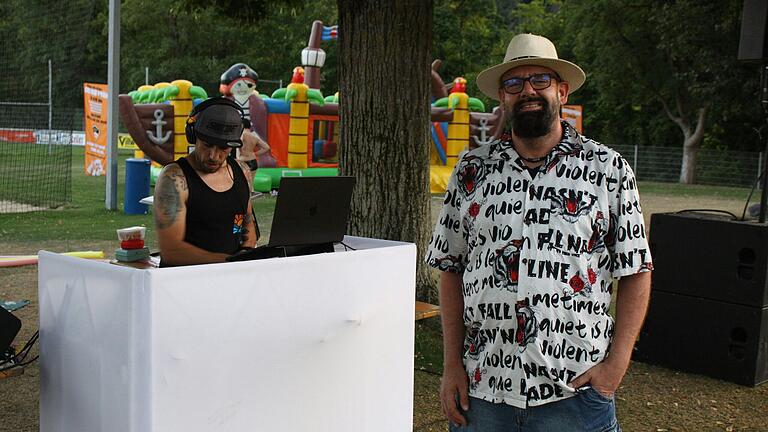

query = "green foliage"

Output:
[[414, 320, 444, 374], [3, 0, 763, 155], [433, 0, 508, 107], [1, 0, 338, 117], [118, 0, 339, 100], [512, 0, 763, 151], [0, 0, 102, 116]]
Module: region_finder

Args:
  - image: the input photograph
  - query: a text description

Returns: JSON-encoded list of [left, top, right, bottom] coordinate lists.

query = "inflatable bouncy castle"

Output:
[[120, 21, 583, 194]]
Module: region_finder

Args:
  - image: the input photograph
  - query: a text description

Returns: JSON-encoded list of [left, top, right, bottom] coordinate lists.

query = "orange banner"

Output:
[[562, 104, 583, 134], [83, 83, 108, 176]]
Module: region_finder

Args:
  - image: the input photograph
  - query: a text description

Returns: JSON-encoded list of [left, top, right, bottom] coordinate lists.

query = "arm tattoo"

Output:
[[154, 169, 186, 229], [241, 212, 253, 244]]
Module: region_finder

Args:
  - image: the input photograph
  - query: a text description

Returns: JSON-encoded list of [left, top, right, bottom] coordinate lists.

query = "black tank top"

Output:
[[163, 156, 249, 265]]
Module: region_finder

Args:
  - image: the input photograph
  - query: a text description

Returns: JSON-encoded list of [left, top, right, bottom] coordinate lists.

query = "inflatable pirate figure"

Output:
[[220, 63, 271, 171]]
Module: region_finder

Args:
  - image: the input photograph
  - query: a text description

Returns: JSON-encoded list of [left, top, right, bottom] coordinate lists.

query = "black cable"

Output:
[[0, 330, 39, 371], [14, 331, 38, 363], [674, 209, 739, 220], [742, 172, 762, 221], [14, 355, 38, 367], [0, 353, 39, 372], [340, 241, 357, 251]]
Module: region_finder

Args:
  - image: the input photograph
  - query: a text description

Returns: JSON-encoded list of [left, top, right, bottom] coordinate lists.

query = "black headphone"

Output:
[[185, 97, 248, 145]]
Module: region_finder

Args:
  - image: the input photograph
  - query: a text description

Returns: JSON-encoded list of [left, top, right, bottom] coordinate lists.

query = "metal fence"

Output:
[[611, 145, 762, 188]]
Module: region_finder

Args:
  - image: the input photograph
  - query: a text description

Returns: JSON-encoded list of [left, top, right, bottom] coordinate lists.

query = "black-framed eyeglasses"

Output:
[[501, 73, 559, 95]]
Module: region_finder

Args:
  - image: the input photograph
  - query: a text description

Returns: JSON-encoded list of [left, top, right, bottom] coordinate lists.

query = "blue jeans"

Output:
[[449, 388, 621, 432]]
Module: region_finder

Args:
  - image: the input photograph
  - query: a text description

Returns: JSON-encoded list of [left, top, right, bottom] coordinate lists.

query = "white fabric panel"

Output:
[[39, 251, 151, 432], [39, 237, 416, 432]]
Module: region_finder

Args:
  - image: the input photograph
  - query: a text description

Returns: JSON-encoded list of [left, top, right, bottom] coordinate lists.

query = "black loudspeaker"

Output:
[[635, 291, 768, 386], [739, 0, 768, 61], [0, 306, 21, 354], [635, 212, 768, 386], [649, 212, 768, 308]]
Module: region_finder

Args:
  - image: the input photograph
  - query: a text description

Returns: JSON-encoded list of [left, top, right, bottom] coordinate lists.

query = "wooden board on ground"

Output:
[[0, 366, 25, 380], [415, 301, 440, 320]]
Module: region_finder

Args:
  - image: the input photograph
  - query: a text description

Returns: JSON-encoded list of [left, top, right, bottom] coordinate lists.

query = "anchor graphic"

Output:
[[471, 118, 494, 147], [146, 109, 171, 145]]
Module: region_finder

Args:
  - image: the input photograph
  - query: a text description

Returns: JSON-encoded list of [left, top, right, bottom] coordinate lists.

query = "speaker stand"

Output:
[[759, 64, 768, 222]]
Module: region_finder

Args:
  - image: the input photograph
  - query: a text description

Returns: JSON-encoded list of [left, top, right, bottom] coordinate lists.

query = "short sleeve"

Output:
[[605, 153, 653, 278], [425, 168, 469, 273]]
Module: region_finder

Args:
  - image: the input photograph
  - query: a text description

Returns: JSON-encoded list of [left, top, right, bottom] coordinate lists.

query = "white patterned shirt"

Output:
[[426, 123, 652, 407]]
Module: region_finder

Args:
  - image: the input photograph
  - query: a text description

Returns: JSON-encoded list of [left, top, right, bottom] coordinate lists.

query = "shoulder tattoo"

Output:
[[154, 166, 186, 229]]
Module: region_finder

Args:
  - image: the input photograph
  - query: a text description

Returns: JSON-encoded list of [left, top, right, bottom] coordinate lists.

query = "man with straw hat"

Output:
[[426, 34, 652, 431]]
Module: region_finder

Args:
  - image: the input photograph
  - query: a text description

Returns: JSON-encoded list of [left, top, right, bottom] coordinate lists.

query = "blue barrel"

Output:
[[125, 158, 151, 215]]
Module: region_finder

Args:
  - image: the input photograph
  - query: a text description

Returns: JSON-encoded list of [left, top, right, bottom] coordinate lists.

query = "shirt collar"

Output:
[[486, 121, 583, 172]]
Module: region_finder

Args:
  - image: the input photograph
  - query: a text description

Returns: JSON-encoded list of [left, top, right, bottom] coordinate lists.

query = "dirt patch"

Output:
[[2, 195, 767, 431], [0, 200, 47, 214]]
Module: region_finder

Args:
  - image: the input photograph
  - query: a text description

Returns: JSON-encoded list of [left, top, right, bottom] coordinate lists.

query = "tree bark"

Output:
[[337, 0, 436, 302], [660, 97, 707, 184], [678, 108, 707, 184]]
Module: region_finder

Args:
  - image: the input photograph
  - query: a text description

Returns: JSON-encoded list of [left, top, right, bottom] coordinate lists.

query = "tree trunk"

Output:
[[660, 97, 707, 185], [678, 108, 707, 184], [679, 137, 700, 184], [337, 0, 436, 302]]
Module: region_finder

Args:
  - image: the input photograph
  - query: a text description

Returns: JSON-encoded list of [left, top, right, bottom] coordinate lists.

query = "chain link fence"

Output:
[[611, 145, 762, 188], [0, 0, 96, 213]]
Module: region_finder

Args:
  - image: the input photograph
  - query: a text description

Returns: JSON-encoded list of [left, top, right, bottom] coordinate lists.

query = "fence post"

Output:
[[633, 145, 638, 176], [759, 152, 764, 190], [47, 59, 52, 155]]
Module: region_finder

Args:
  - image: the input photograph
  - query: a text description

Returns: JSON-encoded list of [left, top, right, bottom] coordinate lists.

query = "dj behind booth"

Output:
[[154, 97, 258, 267], [154, 96, 356, 266], [37, 96, 416, 431], [38, 176, 414, 432]]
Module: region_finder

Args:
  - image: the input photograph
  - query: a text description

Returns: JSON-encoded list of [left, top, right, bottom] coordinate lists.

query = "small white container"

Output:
[[116, 226, 146, 242]]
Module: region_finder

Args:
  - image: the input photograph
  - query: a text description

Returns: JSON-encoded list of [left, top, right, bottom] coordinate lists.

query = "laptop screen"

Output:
[[267, 176, 355, 247]]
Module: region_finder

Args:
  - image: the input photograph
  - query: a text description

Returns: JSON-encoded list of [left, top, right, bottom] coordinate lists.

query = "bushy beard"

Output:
[[505, 97, 558, 138]]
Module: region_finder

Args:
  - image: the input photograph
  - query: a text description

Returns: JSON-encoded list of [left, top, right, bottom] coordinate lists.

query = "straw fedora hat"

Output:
[[476, 33, 586, 101]]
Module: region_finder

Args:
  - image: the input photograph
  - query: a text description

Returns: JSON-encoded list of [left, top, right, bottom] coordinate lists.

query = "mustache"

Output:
[[513, 97, 549, 114]]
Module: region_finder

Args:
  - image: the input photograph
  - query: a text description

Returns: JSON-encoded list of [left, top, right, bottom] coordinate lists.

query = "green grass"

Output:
[[0, 147, 277, 247], [0, 143, 72, 206], [415, 320, 445, 374], [639, 181, 753, 200]]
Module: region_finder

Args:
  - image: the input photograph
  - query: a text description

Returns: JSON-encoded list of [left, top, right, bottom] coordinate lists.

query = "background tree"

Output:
[[120, 0, 338, 98], [514, 0, 763, 183], [432, 0, 507, 106], [337, 0, 436, 301], [0, 0, 102, 128]]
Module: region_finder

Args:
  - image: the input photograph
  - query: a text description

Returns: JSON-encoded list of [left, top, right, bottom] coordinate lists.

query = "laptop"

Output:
[[227, 176, 355, 261]]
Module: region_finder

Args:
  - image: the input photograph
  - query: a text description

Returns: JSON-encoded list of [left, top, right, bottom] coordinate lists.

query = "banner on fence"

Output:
[[83, 83, 108, 176], [118, 133, 138, 150], [562, 105, 583, 134], [0, 129, 35, 143]]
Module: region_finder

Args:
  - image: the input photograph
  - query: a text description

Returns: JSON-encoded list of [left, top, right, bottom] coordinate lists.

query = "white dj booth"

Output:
[[38, 237, 416, 432]]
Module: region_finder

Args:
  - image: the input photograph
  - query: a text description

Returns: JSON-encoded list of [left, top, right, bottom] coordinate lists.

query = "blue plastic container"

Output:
[[125, 158, 151, 215]]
